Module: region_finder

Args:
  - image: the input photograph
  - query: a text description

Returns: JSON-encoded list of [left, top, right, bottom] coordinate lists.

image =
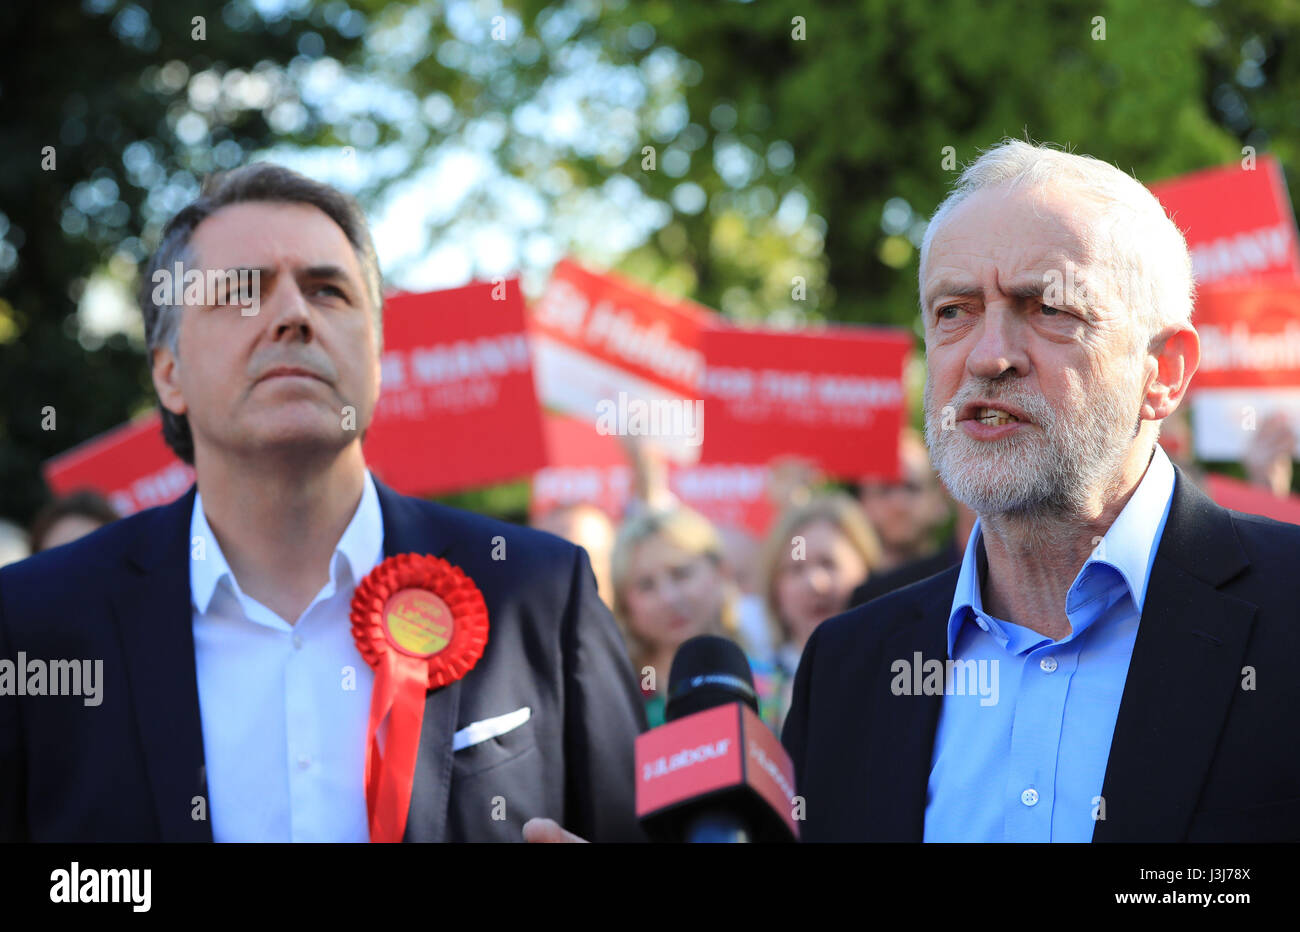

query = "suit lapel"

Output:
[[863, 571, 953, 841], [373, 480, 462, 843], [1093, 468, 1257, 842], [110, 487, 212, 842]]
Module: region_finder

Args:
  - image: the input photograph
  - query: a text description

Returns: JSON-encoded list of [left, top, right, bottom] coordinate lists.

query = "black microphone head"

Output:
[[665, 635, 757, 721]]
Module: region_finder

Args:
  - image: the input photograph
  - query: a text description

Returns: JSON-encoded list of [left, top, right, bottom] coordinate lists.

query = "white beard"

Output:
[[924, 364, 1142, 520]]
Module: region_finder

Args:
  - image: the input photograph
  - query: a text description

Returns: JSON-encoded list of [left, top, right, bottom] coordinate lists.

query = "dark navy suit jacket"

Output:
[[0, 479, 648, 842], [782, 466, 1300, 842]]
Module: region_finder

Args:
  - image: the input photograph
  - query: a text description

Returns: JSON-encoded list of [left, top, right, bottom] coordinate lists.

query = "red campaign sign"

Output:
[[1149, 156, 1300, 287], [43, 281, 547, 510], [530, 413, 633, 522], [44, 410, 195, 516], [1190, 284, 1300, 390], [1203, 473, 1300, 526], [669, 463, 775, 539], [363, 280, 547, 495], [528, 259, 720, 463], [530, 413, 778, 538], [700, 324, 912, 480]]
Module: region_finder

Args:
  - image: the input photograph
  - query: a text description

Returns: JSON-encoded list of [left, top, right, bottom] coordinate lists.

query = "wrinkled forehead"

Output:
[[922, 182, 1114, 300], [188, 200, 362, 275]]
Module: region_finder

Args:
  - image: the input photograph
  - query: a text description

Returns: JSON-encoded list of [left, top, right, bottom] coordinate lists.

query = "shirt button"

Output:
[[297, 754, 310, 770], [1021, 788, 1039, 807], [292, 634, 304, 650], [977, 620, 989, 632], [1039, 656, 1058, 673]]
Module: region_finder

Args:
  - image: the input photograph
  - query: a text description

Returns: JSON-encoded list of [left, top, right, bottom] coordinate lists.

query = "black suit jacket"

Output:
[[782, 466, 1300, 842], [0, 479, 647, 842]]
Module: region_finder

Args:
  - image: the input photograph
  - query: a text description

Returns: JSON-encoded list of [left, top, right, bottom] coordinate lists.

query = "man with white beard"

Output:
[[780, 140, 1300, 843]]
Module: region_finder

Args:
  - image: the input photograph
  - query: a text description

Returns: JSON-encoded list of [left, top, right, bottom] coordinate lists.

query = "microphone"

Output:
[[635, 635, 799, 843]]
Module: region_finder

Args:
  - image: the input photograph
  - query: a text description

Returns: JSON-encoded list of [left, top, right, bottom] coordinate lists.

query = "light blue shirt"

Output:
[[923, 445, 1176, 842], [190, 472, 383, 842]]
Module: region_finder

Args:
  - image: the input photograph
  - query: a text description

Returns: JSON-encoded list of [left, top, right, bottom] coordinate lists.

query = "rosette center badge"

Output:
[[384, 588, 452, 656]]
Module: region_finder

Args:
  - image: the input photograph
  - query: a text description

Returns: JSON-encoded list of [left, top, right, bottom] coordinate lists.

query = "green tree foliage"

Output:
[[0, 0, 367, 524], [2, 0, 1297, 523], [605, 0, 1299, 329]]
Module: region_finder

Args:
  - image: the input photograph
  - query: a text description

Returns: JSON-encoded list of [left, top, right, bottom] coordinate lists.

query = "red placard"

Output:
[[530, 413, 778, 537], [1186, 284, 1300, 460], [669, 463, 776, 538], [700, 324, 912, 480], [43, 410, 194, 516], [531, 258, 714, 394], [529, 259, 720, 463], [531, 413, 633, 522], [1203, 473, 1300, 526], [1149, 156, 1300, 287], [1191, 284, 1300, 390], [364, 280, 547, 495]]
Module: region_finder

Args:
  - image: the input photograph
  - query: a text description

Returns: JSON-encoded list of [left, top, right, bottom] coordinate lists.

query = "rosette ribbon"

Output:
[[350, 553, 489, 842]]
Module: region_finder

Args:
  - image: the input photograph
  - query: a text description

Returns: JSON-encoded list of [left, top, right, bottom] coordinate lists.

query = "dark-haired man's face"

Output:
[[152, 201, 381, 468]]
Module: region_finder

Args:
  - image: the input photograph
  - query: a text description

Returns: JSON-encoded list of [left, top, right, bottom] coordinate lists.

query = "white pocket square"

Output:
[[452, 706, 532, 752]]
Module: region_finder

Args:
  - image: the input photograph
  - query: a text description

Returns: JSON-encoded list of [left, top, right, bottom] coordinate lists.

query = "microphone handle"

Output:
[[683, 809, 752, 843]]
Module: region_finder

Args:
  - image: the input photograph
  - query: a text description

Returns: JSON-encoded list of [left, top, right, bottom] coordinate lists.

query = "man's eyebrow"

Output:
[[234, 265, 354, 283], [924, 280, 983, 309], [1001, 282, 1044, 299], [299, 264, 353, 282], [928, 276, 1102, 321]]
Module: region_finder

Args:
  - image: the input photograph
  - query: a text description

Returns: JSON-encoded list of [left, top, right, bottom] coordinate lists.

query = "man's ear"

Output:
[[151, 343, 188, 417], [1141, 324, 1200, 422]]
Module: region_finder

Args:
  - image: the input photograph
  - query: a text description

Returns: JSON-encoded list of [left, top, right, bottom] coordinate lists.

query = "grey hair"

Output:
[[139, 162, 383, 465], [918, 139, 1195, 355]]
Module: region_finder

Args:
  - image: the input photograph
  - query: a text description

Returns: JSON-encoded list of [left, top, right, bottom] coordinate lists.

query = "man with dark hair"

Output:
[[0, 163, 646, 842], [138, 163, 386, 465]]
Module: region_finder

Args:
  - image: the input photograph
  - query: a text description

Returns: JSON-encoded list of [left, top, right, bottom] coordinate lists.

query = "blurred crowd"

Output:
[[2, 413, 1294, 736], [532, 413, 1297, 735], [529, 430, 959, 734]]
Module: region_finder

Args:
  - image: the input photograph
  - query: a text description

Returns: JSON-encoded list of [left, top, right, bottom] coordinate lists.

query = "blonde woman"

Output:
[[610, 506, 742, 727], [754, 493, 882, 732]]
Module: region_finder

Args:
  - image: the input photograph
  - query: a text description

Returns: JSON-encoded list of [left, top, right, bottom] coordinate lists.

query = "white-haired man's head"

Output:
[[920, 139, 1195, 353], [919, 139, 1201, 521]]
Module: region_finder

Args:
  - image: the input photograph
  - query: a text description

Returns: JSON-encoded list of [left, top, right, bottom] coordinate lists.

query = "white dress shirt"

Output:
[[189, 472, 383, 842]]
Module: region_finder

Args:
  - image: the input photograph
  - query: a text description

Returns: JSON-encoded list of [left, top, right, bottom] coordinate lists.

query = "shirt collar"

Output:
[[189, 470, 385, 616], [946, 444, 1176, 656]]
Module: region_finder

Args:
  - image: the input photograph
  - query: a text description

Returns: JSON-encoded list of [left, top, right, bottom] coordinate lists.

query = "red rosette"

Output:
[[350, 552, 489, 687], [349, 553, 490, 842]]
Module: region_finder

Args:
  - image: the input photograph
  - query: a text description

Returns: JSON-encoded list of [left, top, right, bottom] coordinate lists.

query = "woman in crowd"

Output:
[[609, 505, 742, 727], [754, 493, 882, 732]]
